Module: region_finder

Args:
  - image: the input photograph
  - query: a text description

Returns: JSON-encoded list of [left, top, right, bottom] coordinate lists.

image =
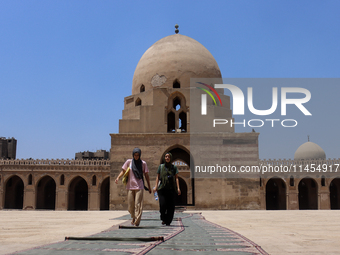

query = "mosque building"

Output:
[[1, 26, 339, 211]]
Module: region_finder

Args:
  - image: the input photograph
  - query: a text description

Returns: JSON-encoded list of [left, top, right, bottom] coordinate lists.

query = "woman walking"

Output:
[[115, 148, 151, 226], [153, 152, 181, 226]]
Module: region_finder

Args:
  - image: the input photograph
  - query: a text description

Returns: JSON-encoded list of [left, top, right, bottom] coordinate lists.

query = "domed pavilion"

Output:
[[294, 141, 326, 160], [110, 27, 260, 210]]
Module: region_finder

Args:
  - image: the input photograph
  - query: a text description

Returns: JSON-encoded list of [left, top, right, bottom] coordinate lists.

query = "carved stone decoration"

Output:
[[151, 74, 167, 87]]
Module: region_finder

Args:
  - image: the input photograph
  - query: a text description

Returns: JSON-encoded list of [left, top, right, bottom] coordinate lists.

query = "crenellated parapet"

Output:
[[260, 158, 340, 165], [258, 158, 340, 180], [0, 159, 110, 166]]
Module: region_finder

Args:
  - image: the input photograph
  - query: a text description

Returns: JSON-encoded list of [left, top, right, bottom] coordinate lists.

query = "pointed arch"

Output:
[[135, 97, 141, 106], [92, 175, 97, 186], [100, 177, 110, 210], [166, 92, 188, 133], [266, 177, 286, 210], [60, 174, 65, 185], [321, 176, 326, 186], [298, 178, 318, 210], [173, 79, 180, 88], [68, 176, 88, 210], [167, 92, 187, 111], [330, 177, 340, 209], [160, 145, 191, 165], [36, 175, 56, 210], [4, 175, 24, 209], [173, 97, 181, 111], [140, 84, 145, 92]]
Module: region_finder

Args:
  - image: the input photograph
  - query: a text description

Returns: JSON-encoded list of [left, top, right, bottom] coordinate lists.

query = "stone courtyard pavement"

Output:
[[1, 210, 340, 254], [7, 211, 267, 255]]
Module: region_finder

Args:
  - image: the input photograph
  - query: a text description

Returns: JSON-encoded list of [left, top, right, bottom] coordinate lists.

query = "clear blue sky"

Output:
[[1, 1, 339, 160]]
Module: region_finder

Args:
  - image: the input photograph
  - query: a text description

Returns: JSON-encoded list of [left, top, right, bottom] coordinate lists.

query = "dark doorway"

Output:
[[330, 178, 340, 209], [68, 176, 88, 210], [36, 176, 56, 210], [161, 147, 193, 206], [4, 175, 24, 209], [175, 177, 188, 205], [266, 178, 286, 210], [298, 178, 318, 210], [100, 177, 110, 210]]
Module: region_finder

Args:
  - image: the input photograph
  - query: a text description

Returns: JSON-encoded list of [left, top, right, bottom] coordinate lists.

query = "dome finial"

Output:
[[175, 24, 179, 34], [308, 135, 310, 142]]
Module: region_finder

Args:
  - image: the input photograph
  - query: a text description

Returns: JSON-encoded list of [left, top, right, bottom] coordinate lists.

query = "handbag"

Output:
[[122, 167, 130, 185]]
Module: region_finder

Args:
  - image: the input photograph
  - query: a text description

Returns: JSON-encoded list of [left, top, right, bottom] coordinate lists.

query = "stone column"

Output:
[[319, 189, 330, 209], [55, 186, 67, 210], [259, 184, 266, 210], [88, 187, 99, 210], [287, 189, 299, 210], [23, 185, 35, 210]]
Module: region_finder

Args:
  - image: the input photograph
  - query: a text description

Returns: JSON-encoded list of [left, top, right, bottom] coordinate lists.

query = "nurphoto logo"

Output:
[[198, 83, 312, 128]]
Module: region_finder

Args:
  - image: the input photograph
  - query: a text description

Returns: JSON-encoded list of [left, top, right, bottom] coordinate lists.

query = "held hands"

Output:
[[152, 186, 181, 195]]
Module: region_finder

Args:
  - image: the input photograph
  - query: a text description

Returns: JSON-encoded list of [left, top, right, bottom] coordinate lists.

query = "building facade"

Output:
[[1, 31, 340, 210]]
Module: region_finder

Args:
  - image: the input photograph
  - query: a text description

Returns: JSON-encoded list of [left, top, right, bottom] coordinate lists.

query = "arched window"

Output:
[[290, 176, 294, 186], [135, 98, 141, 106], [173, 79, 180, 88], [179, 112, 187, 132], [140, 84, 145, 92], [173, 97, 181, 111], [167, 112, 176, 132], [167, 92, 187, 133], [28, 174, 33, 185], [60, 174, 65, 185], [321, 176, 326, 186], [92, 175, 97, 186]]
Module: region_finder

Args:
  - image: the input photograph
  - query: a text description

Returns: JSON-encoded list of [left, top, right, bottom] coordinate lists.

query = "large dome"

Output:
[[294, 141, 326, 160], [132, 34, 221, 95]]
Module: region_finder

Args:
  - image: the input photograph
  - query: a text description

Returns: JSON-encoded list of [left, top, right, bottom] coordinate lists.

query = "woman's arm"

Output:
[[115, 169, 126, 184], [175, 174, 181, 195], [153, 173, 160, 193]]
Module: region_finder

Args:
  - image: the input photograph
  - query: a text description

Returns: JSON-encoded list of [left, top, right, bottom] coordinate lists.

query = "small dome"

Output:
[[132, 34, 221, 95], [294, 141, 326, 160]]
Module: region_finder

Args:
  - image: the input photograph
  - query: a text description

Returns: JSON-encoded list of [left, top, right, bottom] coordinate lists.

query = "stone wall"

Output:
[[0, 159, 110, 210]]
